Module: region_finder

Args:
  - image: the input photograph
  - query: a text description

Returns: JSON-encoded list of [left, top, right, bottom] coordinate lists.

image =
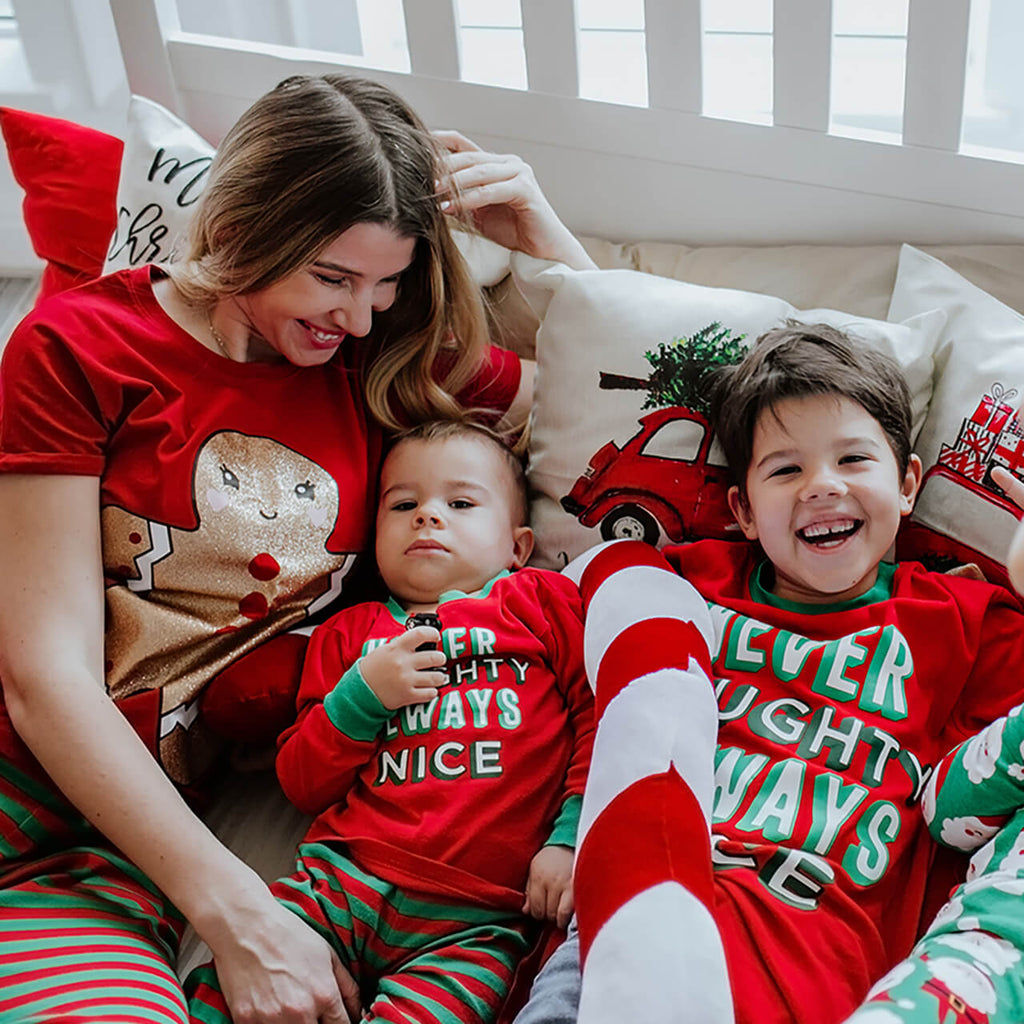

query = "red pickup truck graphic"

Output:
[[560, 406, 740, 545]]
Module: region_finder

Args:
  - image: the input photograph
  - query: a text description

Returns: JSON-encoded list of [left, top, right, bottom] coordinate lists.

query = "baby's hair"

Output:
[[388, 420, 529, 526], [710, 321, 913, 487]]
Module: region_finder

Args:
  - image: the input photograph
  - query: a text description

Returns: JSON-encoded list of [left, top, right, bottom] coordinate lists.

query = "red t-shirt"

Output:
[[0, 267, 520, 784]]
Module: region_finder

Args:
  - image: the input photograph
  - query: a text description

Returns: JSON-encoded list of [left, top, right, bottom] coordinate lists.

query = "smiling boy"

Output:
[[188, 420, 593, 1024], [516, 324, 1024, 1024]]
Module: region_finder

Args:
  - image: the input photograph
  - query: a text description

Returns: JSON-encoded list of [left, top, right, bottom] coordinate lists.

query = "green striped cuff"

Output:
[[323, 660, 391, 742], [545, 793, 582, 849]]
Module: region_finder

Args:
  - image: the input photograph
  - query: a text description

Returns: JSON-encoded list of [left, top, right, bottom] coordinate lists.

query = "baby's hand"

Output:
[[358, 627, 446, 710], [523, 845, 574, 929]]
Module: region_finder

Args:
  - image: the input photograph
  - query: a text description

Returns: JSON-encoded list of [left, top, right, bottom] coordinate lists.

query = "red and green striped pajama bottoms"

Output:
[[0, 721, 187, 1024], [187, 842, 532, 1024]]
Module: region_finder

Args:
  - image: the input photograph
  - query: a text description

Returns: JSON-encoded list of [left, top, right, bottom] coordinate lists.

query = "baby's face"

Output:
[[375, 436, 532, 606]]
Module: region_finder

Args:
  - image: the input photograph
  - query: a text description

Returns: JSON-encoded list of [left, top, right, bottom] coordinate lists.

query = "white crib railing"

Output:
[[108, 0, 1024, 246]]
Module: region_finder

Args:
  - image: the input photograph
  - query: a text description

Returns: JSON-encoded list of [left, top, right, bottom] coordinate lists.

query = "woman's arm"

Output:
[[435, 130, 598, 271], [0, 473, 359, 1024], [501, 357, 537, 430]]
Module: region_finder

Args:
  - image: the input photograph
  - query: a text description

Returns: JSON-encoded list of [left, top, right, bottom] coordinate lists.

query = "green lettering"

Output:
[[747, 698, 810, 746], [400, 697, 438, 736], [437, 691, 466, 730], [805, 772, 868, 855], [713, 747, 770, 822], [735, 759, 805, 841], [465, 689, 493, 728], [811, 630, 877, 703], [795, 706, 863, 771], [842, 800, 901, 885], [375, 748, 408, 785], [860, 626, 911, 720], [496, 688, 521, 729], [724, 616, 772, 671]]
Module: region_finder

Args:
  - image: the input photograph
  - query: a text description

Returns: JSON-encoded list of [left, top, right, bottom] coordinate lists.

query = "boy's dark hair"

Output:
[[709, 322, 913, 488], [389, 420, 529, 526]]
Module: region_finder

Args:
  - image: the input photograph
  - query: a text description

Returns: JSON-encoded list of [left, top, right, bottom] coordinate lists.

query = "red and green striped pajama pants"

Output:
[[0, 715, 188, 1024], [187, 842, 532, 1024]]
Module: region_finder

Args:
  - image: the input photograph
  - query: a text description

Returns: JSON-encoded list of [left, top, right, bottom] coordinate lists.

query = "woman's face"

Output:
[[233, 223, 418, 366]]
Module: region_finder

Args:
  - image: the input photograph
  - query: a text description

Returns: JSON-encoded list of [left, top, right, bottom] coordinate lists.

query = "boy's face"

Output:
[[728, 394, 922, 605], [375, 436, 534, 607]]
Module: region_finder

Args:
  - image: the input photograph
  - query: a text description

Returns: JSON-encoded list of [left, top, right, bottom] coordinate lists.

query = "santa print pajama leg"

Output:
[[0, 729, 187, 1024], [187, 842, 532, 1024], [845, 812, 1024, 1024], [565, 541, 734, 1024], [847, 710, 1024, 1024]]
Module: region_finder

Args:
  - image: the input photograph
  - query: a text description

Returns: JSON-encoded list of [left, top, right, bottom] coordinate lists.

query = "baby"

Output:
[[189, 420, 594, 1024]]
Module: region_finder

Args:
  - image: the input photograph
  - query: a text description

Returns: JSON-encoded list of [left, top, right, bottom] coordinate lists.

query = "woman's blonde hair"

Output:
[[170, 73, 490, 429]]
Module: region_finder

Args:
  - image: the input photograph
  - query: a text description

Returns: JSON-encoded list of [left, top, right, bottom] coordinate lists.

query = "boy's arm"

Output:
[[925, 703, 1024, 851]]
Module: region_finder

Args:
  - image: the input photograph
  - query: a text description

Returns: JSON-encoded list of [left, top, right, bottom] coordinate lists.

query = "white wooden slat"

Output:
[[401, 0, 461, 81], [903, 0, 971, 150], [109, 0, 183, 113], [773, 0, 831, 131], [166, 37, 1024, 246], [644, 0, 701, 113], [521, 0, 577, 98], [12, 0, 122, 109]]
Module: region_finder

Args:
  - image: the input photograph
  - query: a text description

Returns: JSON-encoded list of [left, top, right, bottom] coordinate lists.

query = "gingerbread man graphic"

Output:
[[102, 431, 355, 784]]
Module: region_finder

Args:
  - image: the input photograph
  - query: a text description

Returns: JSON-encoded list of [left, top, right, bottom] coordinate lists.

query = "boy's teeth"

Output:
[[800, 519, 858, 541]]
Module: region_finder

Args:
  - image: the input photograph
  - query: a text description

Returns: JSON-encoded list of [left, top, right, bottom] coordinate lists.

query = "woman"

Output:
[[0, 74, 592, 1024]]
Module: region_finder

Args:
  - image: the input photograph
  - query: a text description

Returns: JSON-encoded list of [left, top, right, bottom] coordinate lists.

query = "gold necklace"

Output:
[[206, 309, 233, 359]]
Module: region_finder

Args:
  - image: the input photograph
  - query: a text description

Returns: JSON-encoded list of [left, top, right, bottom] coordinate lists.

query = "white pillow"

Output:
[[104, 95, 214, 273], [888, 245, 1024, 581], [102, 94, 512, 286], [517, 254, 945, 570]]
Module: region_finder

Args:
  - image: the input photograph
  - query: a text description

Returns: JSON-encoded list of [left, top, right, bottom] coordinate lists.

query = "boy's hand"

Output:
[[358, 628, 446, 710], [523, 845, 574, 929]]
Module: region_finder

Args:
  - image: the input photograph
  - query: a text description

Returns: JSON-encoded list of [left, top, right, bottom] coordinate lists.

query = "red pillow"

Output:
[[0, 107, 122, 300]]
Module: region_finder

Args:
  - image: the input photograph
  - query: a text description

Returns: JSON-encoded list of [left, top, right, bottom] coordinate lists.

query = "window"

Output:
[[576, 0, 646, 107], [702, 0, 772, 126], [640, 418, 706, 463], [457, 0, 526, 90], [962, 0, 1024, 162], [830, 0, 907, 143]]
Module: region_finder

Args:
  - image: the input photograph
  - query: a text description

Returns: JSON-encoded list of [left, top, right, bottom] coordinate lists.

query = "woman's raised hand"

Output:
[[434, 130, 596, 270]]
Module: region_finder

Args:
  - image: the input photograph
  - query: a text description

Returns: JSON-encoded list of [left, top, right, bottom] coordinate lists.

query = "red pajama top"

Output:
[[276, 568, 595, 908]]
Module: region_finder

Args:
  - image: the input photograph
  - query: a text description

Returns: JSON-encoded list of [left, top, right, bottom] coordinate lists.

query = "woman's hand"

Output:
[[202, 888, 361, 1024], [992, 465, 1024, 594], [434, 130, 597, 270], [358, 627, 446, 710], [523, 845, 575, 929]]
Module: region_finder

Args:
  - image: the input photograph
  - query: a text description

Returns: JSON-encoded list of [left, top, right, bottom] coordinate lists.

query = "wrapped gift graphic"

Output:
[[990, 430, 1024, 482], [937, 444, 987, 482], [951, 420, 998, 463], [969, 383, 1018, 435]]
